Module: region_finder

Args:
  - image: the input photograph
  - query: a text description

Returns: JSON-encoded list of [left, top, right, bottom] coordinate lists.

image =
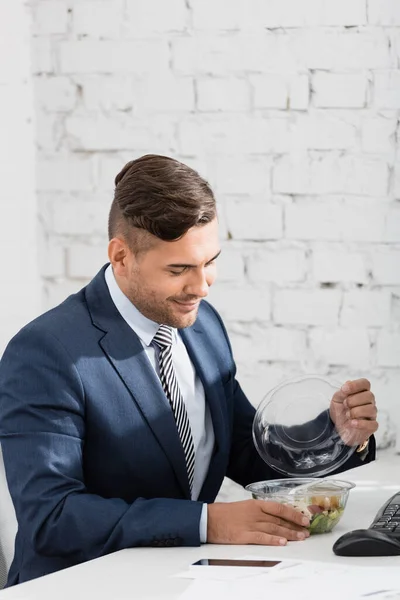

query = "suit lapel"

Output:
[[85, 266, 191, 499]]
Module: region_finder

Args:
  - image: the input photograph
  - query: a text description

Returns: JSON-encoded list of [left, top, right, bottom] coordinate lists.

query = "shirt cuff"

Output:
[[199, 504, 208, 543]]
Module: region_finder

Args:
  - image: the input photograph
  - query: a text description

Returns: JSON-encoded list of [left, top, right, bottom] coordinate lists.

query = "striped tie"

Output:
[[152, 325, 195, 493]]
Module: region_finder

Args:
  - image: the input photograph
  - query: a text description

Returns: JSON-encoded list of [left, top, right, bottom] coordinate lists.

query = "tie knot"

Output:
[[152, 324, 173, 349]]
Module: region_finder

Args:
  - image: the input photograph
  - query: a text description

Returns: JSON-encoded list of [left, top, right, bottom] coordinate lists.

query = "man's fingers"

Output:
[[347, 403, 377, 421], [345, 391, 375, 409], [254, 521, 309, 541], [258, 500, 310, 527], [244, 531, 287, 546], [331, 379, 372, 405], [341, 378, 371, 395], [257, 513, 309, 533]]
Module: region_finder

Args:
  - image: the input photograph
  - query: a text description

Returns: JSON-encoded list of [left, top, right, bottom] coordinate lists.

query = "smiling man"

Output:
[[0, 155, 377, 586]]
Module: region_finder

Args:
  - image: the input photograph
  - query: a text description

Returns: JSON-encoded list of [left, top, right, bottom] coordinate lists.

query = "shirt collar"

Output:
[[104, 264, 178, 346]]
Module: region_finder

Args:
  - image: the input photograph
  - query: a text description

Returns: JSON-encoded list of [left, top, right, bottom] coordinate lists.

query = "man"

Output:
[[0, 155, 377, 586]]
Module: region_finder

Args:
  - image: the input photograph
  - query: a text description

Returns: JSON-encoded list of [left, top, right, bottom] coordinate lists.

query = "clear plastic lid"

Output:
[[252, 375, 357, 477]]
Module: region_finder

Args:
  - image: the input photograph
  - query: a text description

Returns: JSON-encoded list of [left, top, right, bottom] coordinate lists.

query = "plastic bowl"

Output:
[[245, 478, 355, 535]]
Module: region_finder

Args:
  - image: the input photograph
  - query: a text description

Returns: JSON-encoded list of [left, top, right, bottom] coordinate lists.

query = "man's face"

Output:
[[112, 219, 220, 328]]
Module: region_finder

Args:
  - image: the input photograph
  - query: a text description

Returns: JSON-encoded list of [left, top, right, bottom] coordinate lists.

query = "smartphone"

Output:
[[191, 559, 281, 568]]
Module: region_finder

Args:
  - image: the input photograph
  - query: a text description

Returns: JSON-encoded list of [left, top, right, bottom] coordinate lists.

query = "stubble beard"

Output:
[[125, 278, 200, 329]]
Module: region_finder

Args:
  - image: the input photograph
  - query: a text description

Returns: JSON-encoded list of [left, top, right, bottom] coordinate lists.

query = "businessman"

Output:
[[0, 155, 378, 585]]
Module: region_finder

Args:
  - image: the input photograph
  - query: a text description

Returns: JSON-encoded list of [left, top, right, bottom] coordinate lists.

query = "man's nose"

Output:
[[185, 270, 209, 298]]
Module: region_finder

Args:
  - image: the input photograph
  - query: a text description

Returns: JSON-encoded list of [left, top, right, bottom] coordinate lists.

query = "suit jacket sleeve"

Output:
[[0, 325, 203, 563]]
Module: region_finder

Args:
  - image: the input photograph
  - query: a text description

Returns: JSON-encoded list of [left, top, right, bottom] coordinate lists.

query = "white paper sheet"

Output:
[[177, 560, 400, 600]]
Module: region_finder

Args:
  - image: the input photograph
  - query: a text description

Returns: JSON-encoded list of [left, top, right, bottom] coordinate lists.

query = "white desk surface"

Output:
[[1, 451, 400, 599]]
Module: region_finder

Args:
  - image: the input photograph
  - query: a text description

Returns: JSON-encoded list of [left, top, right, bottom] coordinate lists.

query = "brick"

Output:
[[247, 246, 307, 284], [35, 76, 77, 111], [33, 1, 68, 35], [309, 328, 370, 368], [373, 71, 400, 110], [172, 36, 236, 76], [32, 37, 53, 74], [230, 326, 307, 363], [292, 113, 356, 150], [251, 73, 309, 110], [258, 0, 367, 27], [44, 280, 84, 311], [312, 247, 368, 284], [72, 1, 123, 38], [68, 244, 108, 279], [285, 199, 392, 243], [273, 155, 388, 196], [208, 286, 272, 322], [97, 155, 129, 192], [384, 207, 400, 242], [210, 157, 271, 194], [289, 74, 310, 110], [65, 113, 176, 151], [59, 40, 169, 74], [77, 75, 135, 111], [274, 290, 340, 325], [288, 29, 392, 70], [39, 235, 65, 279], [81, 75, 194, 113], [313, 72, 367, 108], [225, 199, 282, 240], [172, 34, 277, 76], [377, 332, 400, 367], [341, 291, 391, 327], [197, 78, 250, 111], [342, 203, 391, 243], [368, 0, 400, 25], [35, 111, 63, 151], [392, 31, 400, 67], [37, 156, 95, 191], [178, 115, 291, 155], [52, 196, 110, 236], [371, 374, 400, 427], [395, 165, 400, 200], [285, 202, 341, 241], [126, 0, 188, 33], [136, 77, 195, 112], [372, 250, 400, 285], [191, 0, 250, 30], [361, 116, 397, 154], [215, 245, 245, 284]]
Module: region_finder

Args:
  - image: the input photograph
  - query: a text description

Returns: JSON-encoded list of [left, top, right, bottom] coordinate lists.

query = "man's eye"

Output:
[[170, 269, 186, 276]]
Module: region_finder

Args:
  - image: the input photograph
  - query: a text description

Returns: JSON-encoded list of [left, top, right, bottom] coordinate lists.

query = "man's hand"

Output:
[[329, 378, 378, 447], [207, 500, 310, 546]]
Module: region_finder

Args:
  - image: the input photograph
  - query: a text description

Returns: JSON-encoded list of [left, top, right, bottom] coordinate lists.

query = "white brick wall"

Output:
[[0, 0, 40, 354], [26, 0, 400, 442]]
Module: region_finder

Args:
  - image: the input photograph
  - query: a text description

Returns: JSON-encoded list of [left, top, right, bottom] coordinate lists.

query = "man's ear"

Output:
[[108, 237, 130, 277]]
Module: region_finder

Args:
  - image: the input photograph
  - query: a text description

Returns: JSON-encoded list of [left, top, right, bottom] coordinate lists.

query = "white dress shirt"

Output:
[[105, 265, 213, 541]]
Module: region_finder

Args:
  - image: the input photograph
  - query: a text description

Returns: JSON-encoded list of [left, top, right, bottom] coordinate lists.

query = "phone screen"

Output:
[[191, 559, 281, 568]]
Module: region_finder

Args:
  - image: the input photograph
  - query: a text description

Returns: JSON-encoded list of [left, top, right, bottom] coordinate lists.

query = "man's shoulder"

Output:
[[6, 286, 91, 352]]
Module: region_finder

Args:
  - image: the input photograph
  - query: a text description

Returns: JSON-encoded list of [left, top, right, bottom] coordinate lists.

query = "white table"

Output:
[[1, 451, 400, 599]]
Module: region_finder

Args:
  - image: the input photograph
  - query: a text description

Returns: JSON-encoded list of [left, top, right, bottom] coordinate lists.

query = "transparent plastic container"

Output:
[[246, 478, 355, 534], [252, 375, 357, 478]]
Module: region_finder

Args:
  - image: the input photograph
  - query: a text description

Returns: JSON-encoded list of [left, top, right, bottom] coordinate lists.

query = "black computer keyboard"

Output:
[[370, 492, 400, 536]]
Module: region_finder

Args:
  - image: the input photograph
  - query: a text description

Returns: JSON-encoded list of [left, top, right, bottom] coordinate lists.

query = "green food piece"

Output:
[[309, 508, 344, 534], [309, 514, 327, 533]]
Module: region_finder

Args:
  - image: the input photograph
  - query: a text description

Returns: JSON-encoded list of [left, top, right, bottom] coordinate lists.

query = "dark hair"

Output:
[[108, 154, 216, 251]]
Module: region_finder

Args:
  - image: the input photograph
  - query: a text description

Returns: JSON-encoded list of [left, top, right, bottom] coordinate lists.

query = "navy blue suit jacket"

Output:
[[0, 266, 375, 585]]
